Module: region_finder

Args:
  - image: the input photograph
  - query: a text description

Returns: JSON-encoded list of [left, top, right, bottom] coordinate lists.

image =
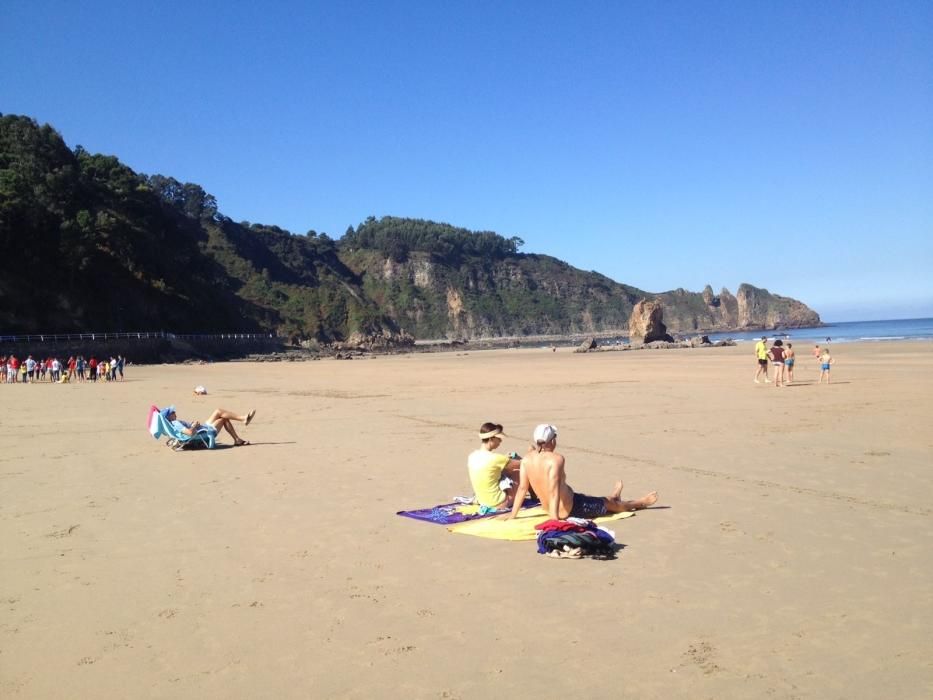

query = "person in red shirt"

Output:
[[67, 356, 76, 381], [768, 340, 787, 387], [9, 355, 20, 383], [88, 356, 98, 382]]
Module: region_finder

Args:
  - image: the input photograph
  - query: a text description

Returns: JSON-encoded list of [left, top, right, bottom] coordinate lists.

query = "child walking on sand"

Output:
[[818, 347, 833, 384], [784, 342, 796, 383]]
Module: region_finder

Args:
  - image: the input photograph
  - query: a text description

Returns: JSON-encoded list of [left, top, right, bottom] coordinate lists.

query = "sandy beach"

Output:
[[2, 341, 931, 699]]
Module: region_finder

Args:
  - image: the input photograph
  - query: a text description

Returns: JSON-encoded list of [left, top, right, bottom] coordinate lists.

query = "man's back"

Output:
[[522, 449, 574, 519]]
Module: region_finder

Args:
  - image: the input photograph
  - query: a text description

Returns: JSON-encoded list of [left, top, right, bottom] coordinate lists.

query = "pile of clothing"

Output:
[[534, 518, 616, 559]]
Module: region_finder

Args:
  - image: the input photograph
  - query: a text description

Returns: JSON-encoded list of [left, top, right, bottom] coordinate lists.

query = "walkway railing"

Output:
[[0, 331, 277, 343]]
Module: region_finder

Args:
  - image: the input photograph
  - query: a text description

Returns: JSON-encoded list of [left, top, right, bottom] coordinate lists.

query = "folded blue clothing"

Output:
[[536, 525, 616, 557]]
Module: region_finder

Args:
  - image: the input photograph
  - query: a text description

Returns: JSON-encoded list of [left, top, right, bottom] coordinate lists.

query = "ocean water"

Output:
[[705, 317, 933, 344]]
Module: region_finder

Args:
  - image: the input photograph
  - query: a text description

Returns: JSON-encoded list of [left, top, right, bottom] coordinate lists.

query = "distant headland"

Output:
[[0, 114, 820, 347]]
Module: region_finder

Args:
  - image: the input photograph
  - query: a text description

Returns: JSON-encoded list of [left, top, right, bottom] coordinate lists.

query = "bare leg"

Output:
[[211, 418, 247, 445], [206, 408, 252, 424], [609, 480, 624, 500], [605, 490, 658, 513]]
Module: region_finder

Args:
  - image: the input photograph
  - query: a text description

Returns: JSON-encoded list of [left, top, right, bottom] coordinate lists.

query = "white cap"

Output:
[[533, 424, 558, 444]]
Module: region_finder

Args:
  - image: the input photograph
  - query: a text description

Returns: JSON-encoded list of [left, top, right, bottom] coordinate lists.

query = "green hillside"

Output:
[[0, 115, 820, 342]]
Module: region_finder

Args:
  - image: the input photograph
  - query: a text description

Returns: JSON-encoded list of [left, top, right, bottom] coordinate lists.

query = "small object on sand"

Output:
[[193, 385, 208, 395]]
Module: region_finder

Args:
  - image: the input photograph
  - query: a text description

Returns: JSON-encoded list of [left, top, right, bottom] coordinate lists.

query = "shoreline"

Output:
[[32, 338, 932, 371]]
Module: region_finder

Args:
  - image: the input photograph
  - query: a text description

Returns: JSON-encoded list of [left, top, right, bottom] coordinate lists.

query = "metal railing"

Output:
[[0, 331, 277, 343]]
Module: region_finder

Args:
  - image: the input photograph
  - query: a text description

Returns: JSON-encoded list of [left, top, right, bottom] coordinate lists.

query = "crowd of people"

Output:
[[0, 354, 126, 384], [754, 336, 833, 386]]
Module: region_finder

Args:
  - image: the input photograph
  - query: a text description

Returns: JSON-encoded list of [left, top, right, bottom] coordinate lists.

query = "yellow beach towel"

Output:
[[448, 506, 634, 541]]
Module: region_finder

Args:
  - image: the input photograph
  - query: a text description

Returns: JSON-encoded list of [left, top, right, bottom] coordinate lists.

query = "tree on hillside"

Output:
[[147, 175, 218, 221], [338, 215, 523, 262]]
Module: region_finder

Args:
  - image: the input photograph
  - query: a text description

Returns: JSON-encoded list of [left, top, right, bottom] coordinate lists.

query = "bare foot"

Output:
[[637, 491, 659, 508], [610, 480, 624, 501]]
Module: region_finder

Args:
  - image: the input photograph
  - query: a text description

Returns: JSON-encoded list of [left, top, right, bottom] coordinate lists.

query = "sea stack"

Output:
[[629, 299, 674, 344]]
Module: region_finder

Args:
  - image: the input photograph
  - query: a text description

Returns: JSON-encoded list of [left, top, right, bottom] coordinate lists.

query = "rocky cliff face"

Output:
[[652, 283, 818, 334], [342, 250, 821, 339], [733, 284, 819, 328], [341, 250, 640, 338]]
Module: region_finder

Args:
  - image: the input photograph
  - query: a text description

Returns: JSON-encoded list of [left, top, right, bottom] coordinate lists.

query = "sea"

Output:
[[441, 317, 933, 349], [704, 317, 933, 345]]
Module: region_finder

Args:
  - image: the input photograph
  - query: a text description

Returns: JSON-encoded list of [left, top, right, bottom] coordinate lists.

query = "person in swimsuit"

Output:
[[768, 339, 786, 387], [502, 424, 657, 521], [818, 348, 833, 384], [784, 343, 796, 383]]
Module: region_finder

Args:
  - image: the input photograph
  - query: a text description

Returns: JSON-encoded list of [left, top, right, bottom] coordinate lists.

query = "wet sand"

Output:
[[2, 342, 932, 698]]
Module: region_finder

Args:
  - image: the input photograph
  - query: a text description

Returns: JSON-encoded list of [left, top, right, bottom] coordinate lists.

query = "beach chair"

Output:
[[147, 405, 216, 451]]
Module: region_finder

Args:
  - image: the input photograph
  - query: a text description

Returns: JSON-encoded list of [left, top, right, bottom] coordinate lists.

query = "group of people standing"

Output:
[[754, 337, 833, 386], [1, 354, 126, 384]]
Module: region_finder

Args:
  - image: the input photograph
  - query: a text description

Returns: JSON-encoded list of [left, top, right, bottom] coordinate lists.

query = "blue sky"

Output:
[[3, 1, 931, 321]]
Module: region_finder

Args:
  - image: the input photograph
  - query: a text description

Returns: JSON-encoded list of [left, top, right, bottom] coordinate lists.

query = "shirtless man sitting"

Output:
[[503, 424, 657, 521]]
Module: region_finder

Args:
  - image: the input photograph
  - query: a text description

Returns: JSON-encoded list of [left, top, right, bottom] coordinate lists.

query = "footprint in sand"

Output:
[[47, 525, 80, 538], [683, 641, 722, 675]]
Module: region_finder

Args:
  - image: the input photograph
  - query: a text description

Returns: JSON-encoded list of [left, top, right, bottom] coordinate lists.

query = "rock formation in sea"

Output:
[[629, 300, 675, 344]]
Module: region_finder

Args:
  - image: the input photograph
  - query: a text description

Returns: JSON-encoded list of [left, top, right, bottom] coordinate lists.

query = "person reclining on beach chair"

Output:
[[169, 405, 255, 447], [150, 406, 216, 450], [151, 405, 256, 449]]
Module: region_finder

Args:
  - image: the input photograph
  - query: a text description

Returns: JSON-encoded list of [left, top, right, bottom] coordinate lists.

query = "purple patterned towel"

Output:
[[397, 499, 539, 525]]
